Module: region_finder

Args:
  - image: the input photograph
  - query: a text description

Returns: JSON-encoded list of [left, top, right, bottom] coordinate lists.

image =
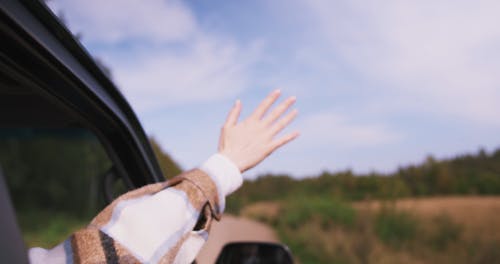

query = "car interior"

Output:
[[0, 50, 129, 258]]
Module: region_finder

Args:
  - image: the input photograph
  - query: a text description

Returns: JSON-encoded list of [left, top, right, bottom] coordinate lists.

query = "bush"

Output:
[[281, 196, 356, 229], [274, 196, 358, 264], [375, 208, 418, 248], [428, 213, 462, 250]]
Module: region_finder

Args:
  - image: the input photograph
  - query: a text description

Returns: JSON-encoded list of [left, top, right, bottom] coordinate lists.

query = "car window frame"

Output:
[[1, 0, 165, 187], [1, 0, 166, 261]]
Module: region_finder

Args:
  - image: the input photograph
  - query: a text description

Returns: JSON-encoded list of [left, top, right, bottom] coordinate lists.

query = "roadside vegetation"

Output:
[[241, 196, 500, 264], [230, 148, 500, 263]]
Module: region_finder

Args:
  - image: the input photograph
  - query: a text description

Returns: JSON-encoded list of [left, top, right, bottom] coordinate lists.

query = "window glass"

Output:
[[0, 128, 115, 248]]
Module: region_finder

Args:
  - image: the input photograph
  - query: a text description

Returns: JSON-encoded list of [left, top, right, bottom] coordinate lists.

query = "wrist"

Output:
[[218, 150, 244, 173], [200, 153, 243, 200]]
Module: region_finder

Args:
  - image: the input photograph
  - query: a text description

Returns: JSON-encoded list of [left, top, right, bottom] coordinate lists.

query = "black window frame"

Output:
[[1, 0, 166, 261], [1, 0, 164, 187]]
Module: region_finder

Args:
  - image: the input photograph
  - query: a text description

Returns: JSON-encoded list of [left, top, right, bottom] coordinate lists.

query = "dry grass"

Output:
[[241, 196, 500, 264], [242, 196, 500, 240], [354, 196, 500, 241], [241, 201, 281, 221]]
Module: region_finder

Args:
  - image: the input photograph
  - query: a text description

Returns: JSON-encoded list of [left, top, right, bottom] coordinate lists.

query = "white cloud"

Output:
[[48, 0, 262, 112], [111, 37, 262, 111], [300, 0, 500, 125], [298, 112, 402, 148], [48, 0, 196, 44]]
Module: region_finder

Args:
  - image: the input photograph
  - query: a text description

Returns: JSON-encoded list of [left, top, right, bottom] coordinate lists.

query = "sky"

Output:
[[47, 0, 500, 178]]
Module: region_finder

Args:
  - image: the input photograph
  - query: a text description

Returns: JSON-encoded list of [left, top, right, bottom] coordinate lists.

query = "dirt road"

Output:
[[196, 214, 278, 264]]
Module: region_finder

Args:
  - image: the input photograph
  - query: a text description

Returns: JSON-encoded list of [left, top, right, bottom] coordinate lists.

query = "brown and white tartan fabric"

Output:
[[28, 154, 242, 264]]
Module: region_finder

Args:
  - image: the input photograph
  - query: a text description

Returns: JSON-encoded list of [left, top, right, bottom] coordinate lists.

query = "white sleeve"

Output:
[[199, 153, 243, 212], [29, 153, 243, 264]]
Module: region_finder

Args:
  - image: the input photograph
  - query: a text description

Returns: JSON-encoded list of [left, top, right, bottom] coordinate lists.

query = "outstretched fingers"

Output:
[[270, 109, 298, 136], [263, 96, 296, 125], [251, 89, 281, 120], [224, 100, 242, 127], [271, 131, 300, 151]]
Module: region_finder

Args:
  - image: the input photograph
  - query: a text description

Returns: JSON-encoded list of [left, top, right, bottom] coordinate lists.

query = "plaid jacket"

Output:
[[29, 154, 242, 264]]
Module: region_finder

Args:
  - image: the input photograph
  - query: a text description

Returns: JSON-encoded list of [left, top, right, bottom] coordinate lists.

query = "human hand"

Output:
[[218, 90, 299, 173]]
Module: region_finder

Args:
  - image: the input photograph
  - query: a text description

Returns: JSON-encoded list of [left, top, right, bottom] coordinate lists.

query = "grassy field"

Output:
[[17, 210, 89, 248], [18, 196, 500, 263], [241, 196, 500, 264], [354, 196, 500, 242]]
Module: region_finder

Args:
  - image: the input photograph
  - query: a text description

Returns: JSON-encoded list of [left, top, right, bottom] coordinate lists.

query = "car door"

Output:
[[1, 0, 164, 261]]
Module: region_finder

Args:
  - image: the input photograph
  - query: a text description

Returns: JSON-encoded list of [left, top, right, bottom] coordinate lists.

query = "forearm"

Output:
[[29, 154, 242, 264]]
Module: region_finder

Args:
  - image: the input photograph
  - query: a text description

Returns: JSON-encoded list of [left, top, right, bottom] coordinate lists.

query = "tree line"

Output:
[[227, 148, 500, 213]]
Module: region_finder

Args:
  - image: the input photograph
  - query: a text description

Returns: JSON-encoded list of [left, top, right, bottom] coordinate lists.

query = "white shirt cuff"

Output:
[[199, 153, 243, 211]]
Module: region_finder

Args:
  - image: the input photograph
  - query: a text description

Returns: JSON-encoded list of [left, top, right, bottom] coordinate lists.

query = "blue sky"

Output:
[[48, 0, 500, 178]]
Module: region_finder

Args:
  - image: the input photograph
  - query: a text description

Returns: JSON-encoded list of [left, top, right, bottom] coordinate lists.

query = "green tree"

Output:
[[149, 137, 182, 178]]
